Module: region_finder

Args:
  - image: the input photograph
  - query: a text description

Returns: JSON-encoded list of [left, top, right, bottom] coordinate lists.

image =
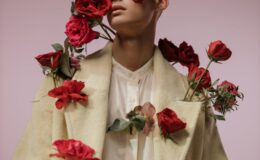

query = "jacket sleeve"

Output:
[[186, 105, 228, 160], [12, 76, 63, 160], [202, 110, 228, 160]]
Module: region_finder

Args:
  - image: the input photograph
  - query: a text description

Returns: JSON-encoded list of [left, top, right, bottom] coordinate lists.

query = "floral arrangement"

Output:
[[158, 39, 244, 120], [34, 0, 243, 158]]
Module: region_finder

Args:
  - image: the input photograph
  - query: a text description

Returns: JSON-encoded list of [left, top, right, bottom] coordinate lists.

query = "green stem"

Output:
[[188, 60, 213, 101], [97, 21, 113, 42], [52, 75, 57, 88], [171, 61, 178, 66], [99, 34, 111, 41], [183, 85, 191, 101], [101, 22, 116, 35]]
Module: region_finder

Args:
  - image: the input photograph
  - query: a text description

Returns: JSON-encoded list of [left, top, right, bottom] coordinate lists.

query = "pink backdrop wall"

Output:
[[1, 0, 259, 159]]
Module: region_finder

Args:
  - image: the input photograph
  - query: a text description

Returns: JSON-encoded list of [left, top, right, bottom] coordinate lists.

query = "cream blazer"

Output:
[[13, 42, 228, 160]]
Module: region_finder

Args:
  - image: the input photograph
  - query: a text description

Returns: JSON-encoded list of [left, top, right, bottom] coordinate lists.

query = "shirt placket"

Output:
[[127, 78, 140, 160]]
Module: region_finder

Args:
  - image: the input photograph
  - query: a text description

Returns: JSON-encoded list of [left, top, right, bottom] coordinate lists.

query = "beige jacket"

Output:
[[13, 42, 228, 160]]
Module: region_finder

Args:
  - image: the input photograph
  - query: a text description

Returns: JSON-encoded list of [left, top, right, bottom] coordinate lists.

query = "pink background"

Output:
[[1, 0, 259, 159]]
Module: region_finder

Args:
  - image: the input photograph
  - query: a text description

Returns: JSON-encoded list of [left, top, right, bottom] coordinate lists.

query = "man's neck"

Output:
[[112, 30, 155, 72]]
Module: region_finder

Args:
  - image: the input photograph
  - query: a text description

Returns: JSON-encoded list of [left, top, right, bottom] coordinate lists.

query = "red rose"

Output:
[[75, 0, 112, 19], [157, 108, 186, 137], [50, 139, 100, 160], [218, 80, 238, 96], [179, 41, 200, 70], [208, 40, 232, 62], [48, 80, 88, 109], [65, 16, 98, 47], [35, 51, 62, 69], [158, 38, 179, 63], [188, 67, 211, 89]]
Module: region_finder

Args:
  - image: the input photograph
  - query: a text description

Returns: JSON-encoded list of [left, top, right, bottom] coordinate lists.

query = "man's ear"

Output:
[[156, 0, 169, 10]]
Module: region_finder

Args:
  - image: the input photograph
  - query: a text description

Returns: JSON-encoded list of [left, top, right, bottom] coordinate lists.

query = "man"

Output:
[[13, 0, 228, 159]]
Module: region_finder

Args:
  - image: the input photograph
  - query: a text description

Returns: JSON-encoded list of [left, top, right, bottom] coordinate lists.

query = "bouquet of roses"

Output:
[[158, 39, 244, 120]]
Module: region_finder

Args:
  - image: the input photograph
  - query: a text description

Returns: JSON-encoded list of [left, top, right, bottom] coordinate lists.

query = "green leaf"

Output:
[[131, 116, 145, 131], [214, 114, 226, 121], [64, 38, 69, 53], [51, 43, 64, 52], [107, 118, 130, 132], [60, 52, 73, 78]]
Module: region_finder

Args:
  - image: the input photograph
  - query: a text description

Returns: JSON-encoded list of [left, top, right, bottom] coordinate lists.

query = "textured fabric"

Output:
[[13, 42, 228, 160], [102, 57, 154, 160]]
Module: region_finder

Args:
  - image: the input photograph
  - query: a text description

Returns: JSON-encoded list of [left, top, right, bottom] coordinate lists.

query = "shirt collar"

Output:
[[112, 56, 153, 82]]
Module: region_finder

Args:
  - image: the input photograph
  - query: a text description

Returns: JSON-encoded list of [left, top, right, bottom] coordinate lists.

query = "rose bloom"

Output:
[[188, 67, 211, 89], [65, 16, 98, 47], [208, 40, 232, 62], [50, 139, 99, 160], [158, 38, 179, 63], [35, 51, 62, 70], [75, 0, 112, 19], [218, 80, 238, 95], [141, 102, 156, 135], [157, 108, 186, 137], [48, 80, 88, 109], [178, 41, 200, 70]]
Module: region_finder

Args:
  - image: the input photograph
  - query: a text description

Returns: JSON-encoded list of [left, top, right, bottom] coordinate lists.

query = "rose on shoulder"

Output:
[[48, 80, 88, 109]]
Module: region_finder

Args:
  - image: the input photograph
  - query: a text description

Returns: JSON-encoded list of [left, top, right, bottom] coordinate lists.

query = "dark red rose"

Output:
[[75, 0, 112, 19], [188, 67, 211, 89], [35, 51, 62, 69], [208, 40, 232, 62], [218, 80, 238, 96], [179, 41, 200, 70], [50, 139, 100, 160], [157, 108, 186, 137], [158, 38, 179, 63], [48, 80, 88, 109], [65, 16, 98, 47]]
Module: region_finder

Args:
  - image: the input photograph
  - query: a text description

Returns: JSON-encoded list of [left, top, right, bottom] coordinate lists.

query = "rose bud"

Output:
[[178, 41, 200, 70], [188, 67, 211, 89], [158, 38, 179, 63], [35, 51, 63, 70], [207, 40, 232, 62]]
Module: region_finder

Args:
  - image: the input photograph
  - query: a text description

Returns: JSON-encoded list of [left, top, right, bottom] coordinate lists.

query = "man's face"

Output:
[[107, 0, 157, 34]]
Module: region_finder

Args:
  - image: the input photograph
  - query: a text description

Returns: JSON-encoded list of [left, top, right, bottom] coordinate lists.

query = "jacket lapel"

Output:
[[64, 42, 113, 158], [152, 47, 204, 160]]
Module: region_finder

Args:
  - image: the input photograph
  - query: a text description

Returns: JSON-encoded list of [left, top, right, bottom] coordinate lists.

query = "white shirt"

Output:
[[102, 57, 154, 160]]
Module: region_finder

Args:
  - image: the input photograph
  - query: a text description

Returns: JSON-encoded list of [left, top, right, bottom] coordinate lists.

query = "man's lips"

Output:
[[111, 5, 126, 12]]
